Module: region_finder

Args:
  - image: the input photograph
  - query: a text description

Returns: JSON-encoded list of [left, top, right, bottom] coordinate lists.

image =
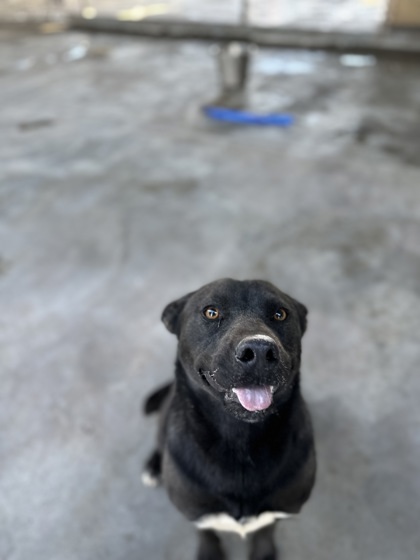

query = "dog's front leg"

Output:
[[197, 530, 225, 560], [249, 524, 277, 560]]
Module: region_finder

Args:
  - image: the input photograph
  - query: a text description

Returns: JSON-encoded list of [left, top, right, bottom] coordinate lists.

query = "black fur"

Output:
[[144, 279, 316, 560], [144, 382, 173, 415]]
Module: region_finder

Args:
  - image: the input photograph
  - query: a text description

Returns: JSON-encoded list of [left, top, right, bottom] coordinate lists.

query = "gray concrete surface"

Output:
[[0, 28, 420, 560]]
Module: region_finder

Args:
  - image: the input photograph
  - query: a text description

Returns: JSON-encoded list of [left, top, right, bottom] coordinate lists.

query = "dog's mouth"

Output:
[[199, 369, 276, 412]]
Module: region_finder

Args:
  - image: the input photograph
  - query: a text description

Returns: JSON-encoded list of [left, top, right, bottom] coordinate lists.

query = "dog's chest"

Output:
[[194, 511, 293, 538]]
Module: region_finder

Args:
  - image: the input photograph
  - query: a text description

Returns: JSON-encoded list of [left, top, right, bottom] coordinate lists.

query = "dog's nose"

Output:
[[235, 336, 279, 366]]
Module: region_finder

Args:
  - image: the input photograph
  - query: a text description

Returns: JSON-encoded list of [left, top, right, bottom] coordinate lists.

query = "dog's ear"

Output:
[[293, 298, 308, 336], [161, 291, 196, 336]]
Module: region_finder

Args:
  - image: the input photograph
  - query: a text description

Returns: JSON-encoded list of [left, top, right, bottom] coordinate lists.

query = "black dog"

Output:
[[143, 279, 316, 560]]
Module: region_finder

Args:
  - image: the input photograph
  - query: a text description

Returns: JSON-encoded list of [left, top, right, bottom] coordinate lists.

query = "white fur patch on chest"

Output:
[[195, 511, 293, 538]]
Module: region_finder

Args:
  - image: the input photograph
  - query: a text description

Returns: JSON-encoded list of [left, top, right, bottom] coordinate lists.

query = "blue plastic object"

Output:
[[203, 106, 294, 127]]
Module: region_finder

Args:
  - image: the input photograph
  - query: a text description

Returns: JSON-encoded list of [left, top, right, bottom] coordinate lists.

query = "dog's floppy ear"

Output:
[[293, 298, 308, 336], [161, 291, 196, 336]]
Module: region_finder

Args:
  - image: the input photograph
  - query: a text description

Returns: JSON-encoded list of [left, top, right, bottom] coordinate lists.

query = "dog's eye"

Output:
[[274, 309, 287, 321], [203, 307, 220, 320]]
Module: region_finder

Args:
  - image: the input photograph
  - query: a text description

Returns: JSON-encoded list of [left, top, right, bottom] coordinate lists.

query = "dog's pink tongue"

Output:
[[232, 386, 273, 412]]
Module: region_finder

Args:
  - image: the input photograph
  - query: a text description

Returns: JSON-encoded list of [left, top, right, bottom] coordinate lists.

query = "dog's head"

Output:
[[162, 279, 307, 423]]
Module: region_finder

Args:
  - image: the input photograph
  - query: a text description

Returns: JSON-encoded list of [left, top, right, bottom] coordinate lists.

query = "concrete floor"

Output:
[[0, 28, 420, 560]]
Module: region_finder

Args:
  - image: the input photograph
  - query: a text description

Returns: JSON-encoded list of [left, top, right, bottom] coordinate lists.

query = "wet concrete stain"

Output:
[[0, 256, 11, 275], [355, 117, 420, 167], [142, 178, 198, 194], [287, 82, 338, 112], [19, 118, 55, 131]]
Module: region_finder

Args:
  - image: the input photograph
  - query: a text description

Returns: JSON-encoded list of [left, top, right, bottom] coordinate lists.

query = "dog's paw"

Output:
[[197, 531, 225, 560], [142, 450, 162, 488], [249, 525, 277, 560], [250, 545, 277, 560], [141, 470, 161, 488]]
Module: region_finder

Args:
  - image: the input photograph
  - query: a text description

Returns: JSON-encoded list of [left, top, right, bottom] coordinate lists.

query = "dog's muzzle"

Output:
[[230, 335, 281, 412]]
